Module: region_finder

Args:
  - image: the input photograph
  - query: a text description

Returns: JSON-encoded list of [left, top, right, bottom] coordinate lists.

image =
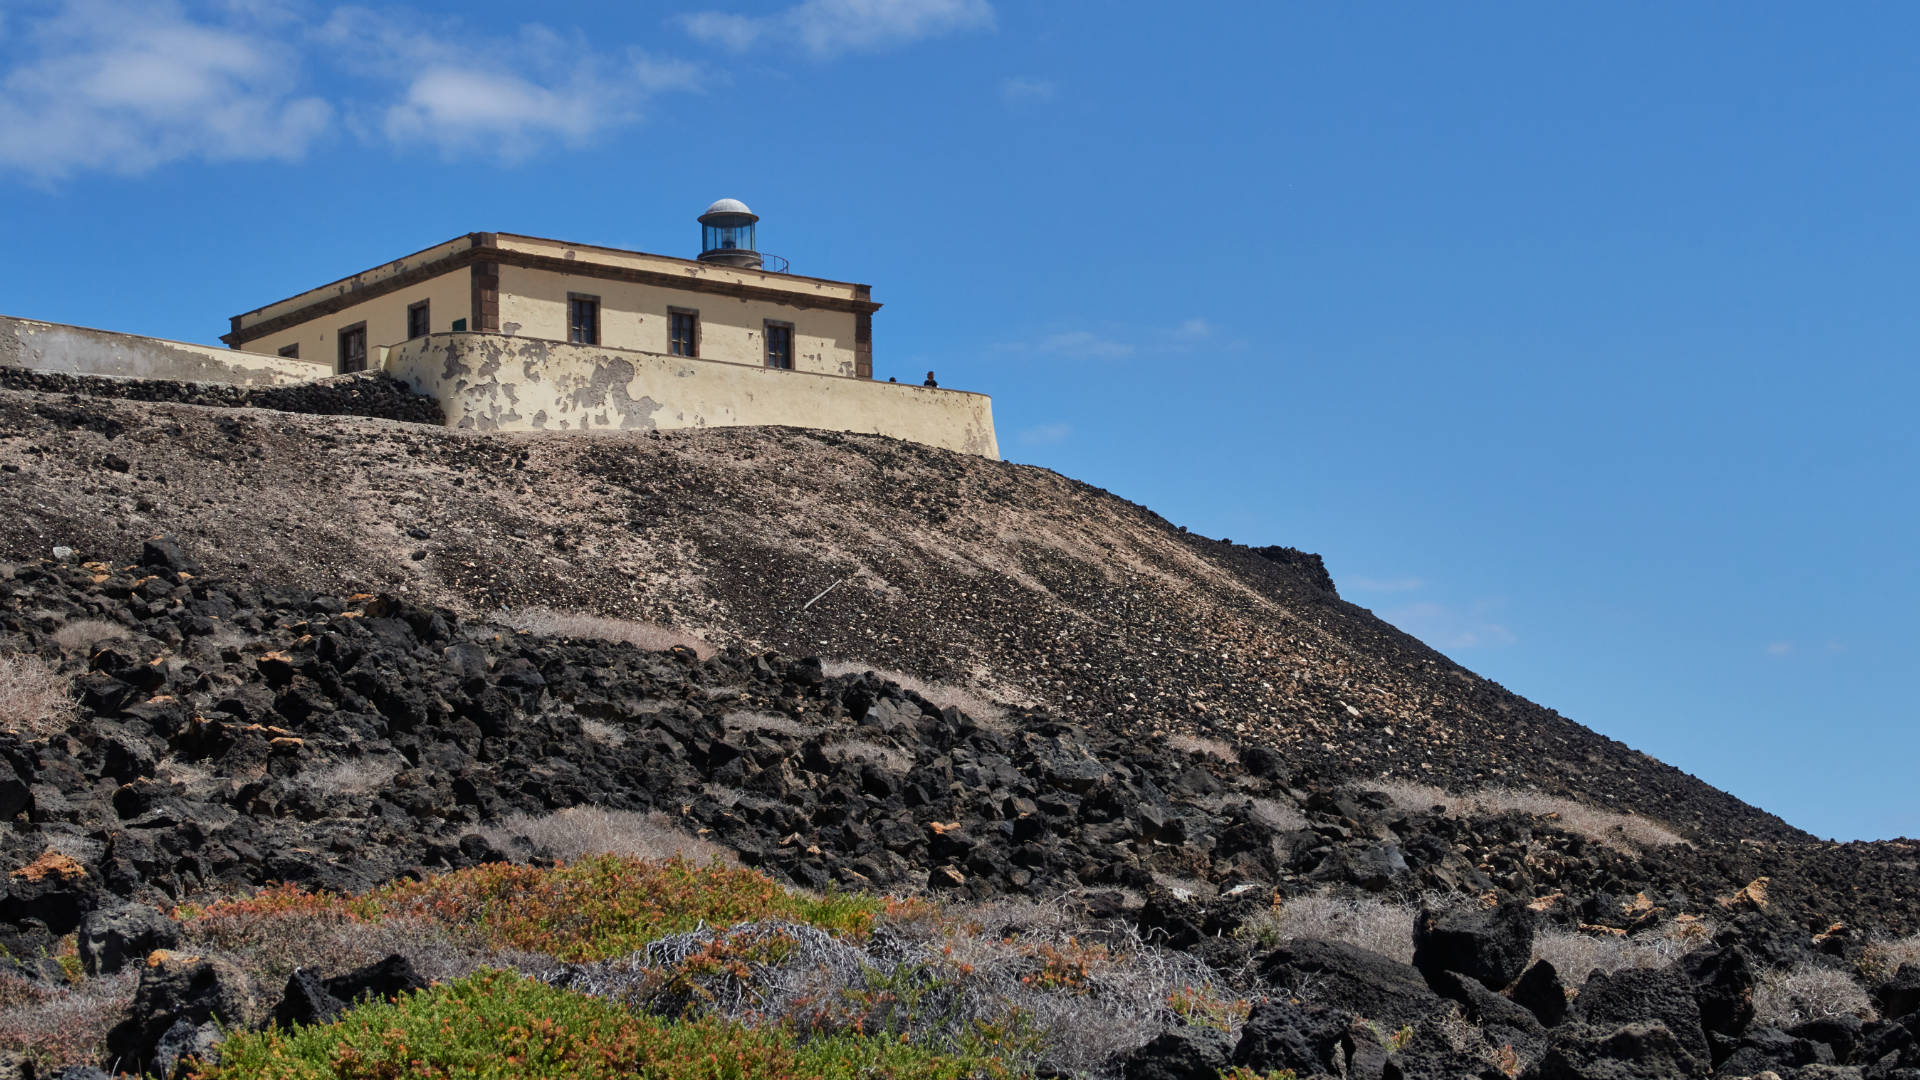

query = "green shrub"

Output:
[[195, 969, 1020, 1079]]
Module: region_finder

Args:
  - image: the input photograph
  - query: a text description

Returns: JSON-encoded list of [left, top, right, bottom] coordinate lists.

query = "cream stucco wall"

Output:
[[496, 264, 861, 376], [491, 234, 866, 307], [384, 333, 997, 458], [1, 315, 326, 385], [242, 268, 472, 370]]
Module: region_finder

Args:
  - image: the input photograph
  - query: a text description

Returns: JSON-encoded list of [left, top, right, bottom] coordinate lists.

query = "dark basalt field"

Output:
[[1, 377, 1917, 1079]]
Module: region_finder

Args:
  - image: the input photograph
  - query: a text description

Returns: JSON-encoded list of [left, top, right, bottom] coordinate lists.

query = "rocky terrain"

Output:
[[1, 377, 1917, 1079]]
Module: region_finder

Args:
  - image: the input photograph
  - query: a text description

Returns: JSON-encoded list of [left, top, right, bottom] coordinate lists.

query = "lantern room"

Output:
[[698, 198, 762, 269]]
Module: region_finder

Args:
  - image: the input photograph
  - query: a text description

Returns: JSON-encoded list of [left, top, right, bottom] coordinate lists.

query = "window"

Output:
[[568, 294, 600, 345], [669, 309, 698, 357], [764, 321, 793, 370], [451, 318, 467, 332], [277, 343, 300, 359], [407, 300, 431, 340], [338, 323, 368, 373]]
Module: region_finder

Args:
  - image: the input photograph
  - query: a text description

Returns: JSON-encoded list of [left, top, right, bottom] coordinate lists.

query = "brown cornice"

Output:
[[223, 233, 880, 348]]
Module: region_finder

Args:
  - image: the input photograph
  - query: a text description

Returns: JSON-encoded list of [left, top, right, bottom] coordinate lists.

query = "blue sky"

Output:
[[2, 2, 1914, 841]]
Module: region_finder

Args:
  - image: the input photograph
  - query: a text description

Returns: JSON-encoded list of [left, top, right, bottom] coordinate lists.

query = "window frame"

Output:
[[407, 300, 431, 340], [567, 293, 601, 346], [337, 321, 368, 374], [277, 343, 300, 360], [668, 307, 700, 358], [763, 319, 795, 370]]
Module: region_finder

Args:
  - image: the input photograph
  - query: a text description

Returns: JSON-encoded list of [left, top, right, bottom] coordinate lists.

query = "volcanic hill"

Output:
[[0, 380, 1790, 847]]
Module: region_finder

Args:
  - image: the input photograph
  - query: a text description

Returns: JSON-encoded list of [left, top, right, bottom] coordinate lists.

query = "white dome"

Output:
[[701, 197, 754, 217]]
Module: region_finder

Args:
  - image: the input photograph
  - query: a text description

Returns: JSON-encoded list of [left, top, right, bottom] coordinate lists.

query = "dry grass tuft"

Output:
[[821, 738, 913, 773], [1860, 934, 1920, 983], [302, 756, 401, 797], [500, 607, 713, 660], [1753, 963, 1876, 1027], [51, 618, 129, 654], [0, 651, 76, 739], [480, 806, 737, 867], [1166, 733, 1239, 765], [821, 661, 1008, 727], [578, 717, 626, 748], [1367, 778, 1687, 852], [1244, 889, 1420, 964], [1530, 922, 1707, 986], [0, 969, 138, 1072], [722, 711, 817, 739]]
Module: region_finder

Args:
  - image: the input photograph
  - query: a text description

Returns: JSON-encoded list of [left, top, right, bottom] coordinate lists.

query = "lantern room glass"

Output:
[[703, 220, 756, 255]]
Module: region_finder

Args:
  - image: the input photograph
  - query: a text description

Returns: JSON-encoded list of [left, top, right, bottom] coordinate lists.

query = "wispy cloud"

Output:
[[995, 317, 1226, 361], [1018, 422, 1071, 446], [1765, 641, 1794, 657], [0, 0, 331, 182], [1350, 576, 1426, 593], [1383, 600, 1516, 651], [1001, 76, 1055, 104], [0, 2, 700, 181], [679, 0, 994, 59]]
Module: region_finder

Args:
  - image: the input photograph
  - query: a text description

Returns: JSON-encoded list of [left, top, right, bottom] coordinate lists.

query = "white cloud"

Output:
[[1175, 317, 1213, 339], [0, 0, 331, 181], [1018, 422, 1071, 445], [1001, 76, 1055, 104], [318, 8, 697, 161], [1765, 641, 1794, 656], [1350, 576, 1425, 593], [679, 0, 994, 59], [1383, 600, 1516, 651]]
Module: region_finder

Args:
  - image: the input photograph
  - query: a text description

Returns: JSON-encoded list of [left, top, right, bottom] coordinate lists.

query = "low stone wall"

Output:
[[0, 368, 443, 425], [384, 333, 1000, 458], [1, 315, 327, 386]]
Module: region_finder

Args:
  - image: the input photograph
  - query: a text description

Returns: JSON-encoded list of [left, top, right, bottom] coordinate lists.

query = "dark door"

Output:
[[339, 326, 368, 373]]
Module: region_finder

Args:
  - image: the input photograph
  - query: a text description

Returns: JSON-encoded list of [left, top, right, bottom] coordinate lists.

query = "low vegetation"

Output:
[[179, 855, 884, 964], [195, 968, 1014, 1080], [1753, 963, 1878, 1027], [1366, 779, 1688, 852], [480, 807, 738, 867], [821, 660, 1012, 727], [0, 650, 73, 738], [498, 606, 714, 659]]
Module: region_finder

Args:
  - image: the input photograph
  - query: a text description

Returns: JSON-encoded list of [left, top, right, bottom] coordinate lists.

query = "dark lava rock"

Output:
[[1570, 966, 1710, 1072], [272, 967, 347, 1029], [105, 951, 257, 1074], [1876, 964, 1920, 1021], [1259, 938, 1447, 1029], [1233, 999, 1352, 1077], [1413, 900, 1536, 991], [1679, 942, 1756, 1038], [1790, 1015, 1863, 1064], [1713, 1026, 1833, 1076], [325, 953, 427, 1006], [1120, 1028, 1234, 1080], [1514, 959, 1571, 1027], [151, 1017, 223, 1080], [1522, 1021, 1710, 1079], [77, 902, 178, 976]]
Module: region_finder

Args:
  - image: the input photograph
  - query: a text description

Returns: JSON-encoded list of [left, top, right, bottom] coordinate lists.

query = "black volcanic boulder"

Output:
[[1568, 966, 1710, 1071], [1789, 1015, 1862, 1064], [1711, 1026, 1833, 1076], [1512, 960, 1570, 1027], [1678, 942, 1755, 1037], [1876, 963, 1920, 1020], [1258, 938, 1447, 1029], [1120, 1029, 1233, 1080], [1412, 901, 1535, 991], [106, 951, 258, 1074], [1520, 1022, 1708, 1079], [1232, 999, 1351, 1077], [325, 953, 427, 1006], [77, 902, 178, 976], [272, 967, 348, 1030]]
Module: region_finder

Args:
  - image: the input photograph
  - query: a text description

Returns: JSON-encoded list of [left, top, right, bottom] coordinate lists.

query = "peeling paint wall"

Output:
[[385, 333, 998, 458], [0, 315, 326, 386], [496, 264, 859, 376], [242, 268, 473, 369]]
